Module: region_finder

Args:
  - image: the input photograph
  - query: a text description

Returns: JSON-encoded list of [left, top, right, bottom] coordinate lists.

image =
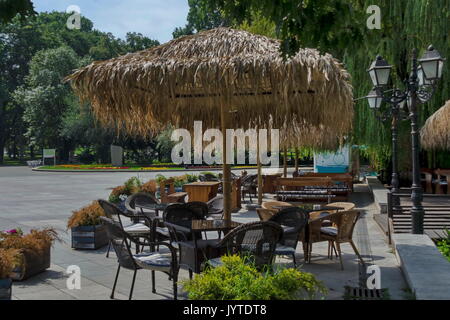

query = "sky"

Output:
[[33, 0, 190, 43]]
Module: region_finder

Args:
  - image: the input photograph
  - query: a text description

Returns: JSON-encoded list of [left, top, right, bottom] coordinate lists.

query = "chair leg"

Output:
[[292, 253, 297, 268], [106, 241, 111, 258], [129, 269, 137, 300], [173, 272, 178, 300], [110, 265, 120, 299], [302, 242, 309, 263], [335, 242, 344, 270], [308, 243, 313, 263], [189, 269, 193, 280], [333, 243, 338, 257], [151, 270, 156, 293], [327, 241, 331, 259], [349, 240, 365, 265]]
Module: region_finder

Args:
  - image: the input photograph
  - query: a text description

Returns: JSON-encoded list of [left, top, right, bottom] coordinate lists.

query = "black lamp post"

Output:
[[366, 46, 445, 234], [366, 88, 407, 196]]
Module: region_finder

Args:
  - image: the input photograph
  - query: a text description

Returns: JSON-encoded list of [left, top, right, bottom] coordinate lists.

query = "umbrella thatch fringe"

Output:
[[421, 100, 450, 150], [67, 28, 353, 139]]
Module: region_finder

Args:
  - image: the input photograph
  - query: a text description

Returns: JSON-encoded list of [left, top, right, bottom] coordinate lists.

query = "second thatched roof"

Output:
[[421, 100, 450, 150], [67, 27, 353, 137]]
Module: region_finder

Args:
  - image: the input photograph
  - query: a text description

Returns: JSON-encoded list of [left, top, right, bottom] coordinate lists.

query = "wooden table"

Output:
[[184, 182, 221, 202]]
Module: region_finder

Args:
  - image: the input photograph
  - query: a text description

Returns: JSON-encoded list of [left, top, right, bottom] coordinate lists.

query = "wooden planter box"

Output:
[[71, 225, 108, 250], [10, 246, 51, 281], [0, 278, 12, 300]]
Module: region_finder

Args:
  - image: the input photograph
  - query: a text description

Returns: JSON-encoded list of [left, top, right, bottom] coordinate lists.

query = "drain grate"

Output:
[[344, 286, 389, 300]]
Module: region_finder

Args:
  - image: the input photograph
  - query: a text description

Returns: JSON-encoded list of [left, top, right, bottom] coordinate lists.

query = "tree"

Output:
[[0, 0, 35, 24], [173, 0, 229, 38], [14, 46, 83, 161], [0, 11, 160, 164]]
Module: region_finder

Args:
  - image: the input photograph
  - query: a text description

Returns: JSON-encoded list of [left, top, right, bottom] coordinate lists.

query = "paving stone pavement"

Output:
[[0, 166, 408, 300]]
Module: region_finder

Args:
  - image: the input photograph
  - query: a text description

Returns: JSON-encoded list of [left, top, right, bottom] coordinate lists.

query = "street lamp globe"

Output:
[[367, 89, 383, 109], [368, 55, 392, 87], [419, 45, 445, 81]]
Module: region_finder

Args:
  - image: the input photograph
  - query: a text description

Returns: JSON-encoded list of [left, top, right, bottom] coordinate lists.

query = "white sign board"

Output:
[[43, 149, 56, 165]]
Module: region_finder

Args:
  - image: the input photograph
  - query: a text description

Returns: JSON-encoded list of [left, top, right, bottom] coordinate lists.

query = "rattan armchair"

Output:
[[125, 192, 160, 222], [206, 195, 224, 219], [269, 207, 309, 267], [307, 210, 365, 269], [207, 221, 283, 270], [100, 217, 179, 300], [241, 174, 258, 203], [99, 199, 152, 257]]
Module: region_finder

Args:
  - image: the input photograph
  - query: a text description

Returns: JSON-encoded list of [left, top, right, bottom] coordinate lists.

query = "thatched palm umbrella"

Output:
[[67, 27, 353, 221], [421, 100, 450, 150]]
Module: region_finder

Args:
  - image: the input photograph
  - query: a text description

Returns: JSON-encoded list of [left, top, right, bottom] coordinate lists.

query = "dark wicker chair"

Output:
[[98, 199, 151, 257], [125, 192, 160, 221], [206, 195, 224, 219], [269, 207, 309, 267], [185, 201, 209, 220], [208, 221, 283, 269], [100, 217, 179, 300], [163, 203, 216, 276], [241, 174, 258, 203]]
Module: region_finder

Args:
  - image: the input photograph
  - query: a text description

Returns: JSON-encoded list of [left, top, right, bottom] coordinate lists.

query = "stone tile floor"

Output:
[[0, 166, 408, 300]]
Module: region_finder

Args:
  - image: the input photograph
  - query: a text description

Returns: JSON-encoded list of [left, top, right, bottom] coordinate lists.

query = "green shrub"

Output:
[[437, 230, 450, 262], [108, 176, 143, 203], [182, 255, 327, 300]]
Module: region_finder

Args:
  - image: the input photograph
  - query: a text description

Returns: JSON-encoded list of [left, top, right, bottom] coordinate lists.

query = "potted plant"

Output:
[[182, 255, 327, 300], [0, 228, 58, 281], [67, 201, 108, 250], [0, 248, 18, 300], [108, 176, 143, 210]]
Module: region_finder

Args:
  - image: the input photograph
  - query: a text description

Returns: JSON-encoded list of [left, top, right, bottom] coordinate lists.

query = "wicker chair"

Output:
[[100, 217, 179, 300], [207, 221, 283, 270], [99, 199, 152, 257], [185, 201, 209, 220], [162, 203, 217, 275], [206, 195, 224, 219], [125, 192, 160, 222], [308, 210, 365, 269], [241, 174, 258, 203], [269, 207, 309, 267]]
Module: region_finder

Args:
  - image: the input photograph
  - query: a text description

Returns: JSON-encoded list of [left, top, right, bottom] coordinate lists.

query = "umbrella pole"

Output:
[[283, 147, 288, 178], [257, 131, 263, 205], [295, 148, 299, 173], [221, 104, 232, 223]]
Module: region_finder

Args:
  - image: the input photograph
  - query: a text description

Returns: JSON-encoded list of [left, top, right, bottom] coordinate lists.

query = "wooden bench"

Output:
[[275, 177, 335, 202], [387, 192, 450, 243], [159, 179, 188, 203], [301, 172, 354, 192]]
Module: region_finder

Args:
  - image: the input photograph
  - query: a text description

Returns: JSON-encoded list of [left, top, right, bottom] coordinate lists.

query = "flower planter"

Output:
[[10, 246, 51, 281], [71, 225, 108, 250], [0, 278, 12, 300]]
